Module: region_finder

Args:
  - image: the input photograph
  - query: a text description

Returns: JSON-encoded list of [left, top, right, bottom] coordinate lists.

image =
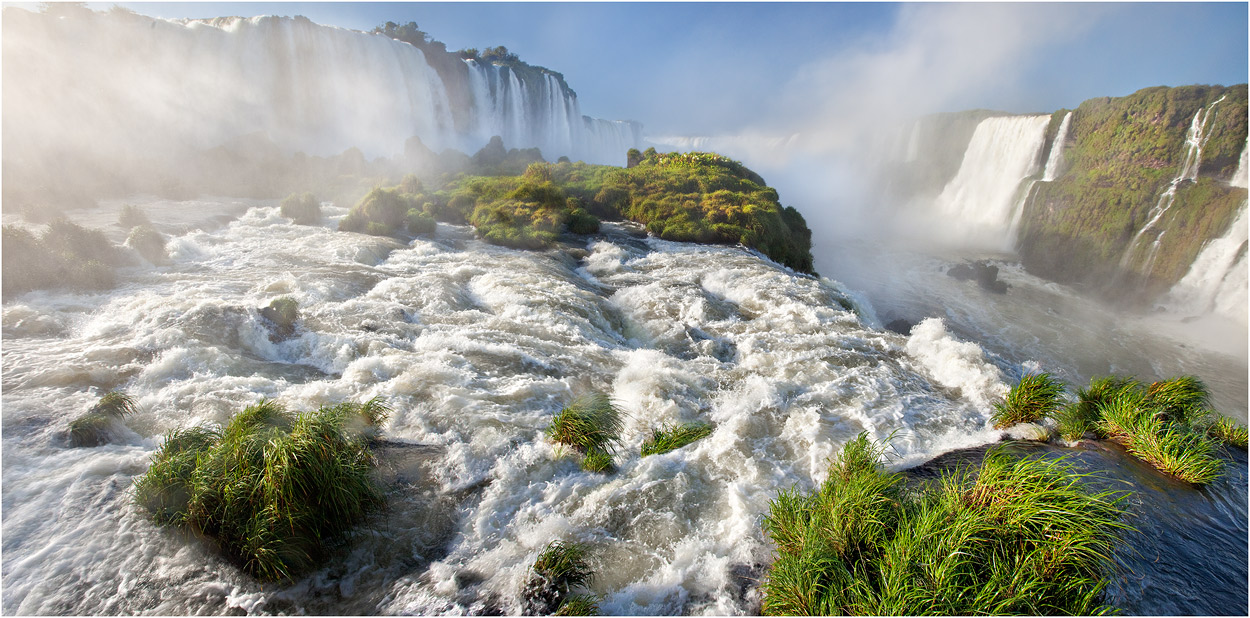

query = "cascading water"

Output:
[[1161, 204, 1248, 324], [1231, 138, 1249, 189], [930, 115, 1051, 250], [1120, 95, 1227, 274], [1041, 111, 1073, 182], [3, 8, 639, 168], [2, 198, 1013, 615]]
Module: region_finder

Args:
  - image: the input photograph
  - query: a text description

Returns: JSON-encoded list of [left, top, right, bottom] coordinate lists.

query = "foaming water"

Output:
[[814, 239, 1249, 421], [2, 198, 1015, 614]]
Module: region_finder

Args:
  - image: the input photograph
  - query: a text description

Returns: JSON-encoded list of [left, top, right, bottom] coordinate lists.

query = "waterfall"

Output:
[[1161, 203, 1248, 325], [1120, 95, 1227, 274], [1041, 112, 1073, 181], [931, 115, 1051, 250], [1232, 139, 1249, 189], [3, 8, 639, 169]]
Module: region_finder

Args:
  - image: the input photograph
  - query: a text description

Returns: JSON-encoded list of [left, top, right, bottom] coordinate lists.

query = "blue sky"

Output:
[[85, 2, 1248, 136]]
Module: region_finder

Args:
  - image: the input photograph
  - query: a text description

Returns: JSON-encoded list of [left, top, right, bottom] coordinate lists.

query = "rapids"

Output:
[[3, 198, 1011, 614]]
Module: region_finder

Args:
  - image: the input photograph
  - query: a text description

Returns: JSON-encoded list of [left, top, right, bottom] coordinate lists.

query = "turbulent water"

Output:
[[2, 199, 1024, 615]]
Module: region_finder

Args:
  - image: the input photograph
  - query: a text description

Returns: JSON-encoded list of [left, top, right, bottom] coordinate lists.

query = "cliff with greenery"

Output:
[[1017, 84, 1248, 304], [339, 147, 816, 274]]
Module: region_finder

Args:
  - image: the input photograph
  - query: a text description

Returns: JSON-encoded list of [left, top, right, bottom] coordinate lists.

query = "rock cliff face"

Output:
[[1018, 84, 1248, 305]]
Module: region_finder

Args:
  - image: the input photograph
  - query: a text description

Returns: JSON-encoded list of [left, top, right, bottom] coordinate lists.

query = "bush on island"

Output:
[[547, 393, 623, 473], [522, 540, 598, 615], [69, 391, 139, 447], [132, 397, 390, 580], [640, 421, 714, 457], [280, 192, 322, 225]]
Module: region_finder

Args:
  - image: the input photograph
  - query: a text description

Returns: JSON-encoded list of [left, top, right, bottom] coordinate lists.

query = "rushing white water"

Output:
[[1121, 96, 1227, 274], [1232, 139, 1249, 189], [2, 198, 1016, 614], [1161, 204, 1249, 325], [1041, 111, 1073, 182], [929, 115, 1051, 250], [2, 7, 639, 168]]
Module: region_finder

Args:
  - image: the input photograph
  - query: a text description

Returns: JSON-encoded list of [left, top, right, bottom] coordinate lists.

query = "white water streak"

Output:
[[1041, 111, 1073, 182]]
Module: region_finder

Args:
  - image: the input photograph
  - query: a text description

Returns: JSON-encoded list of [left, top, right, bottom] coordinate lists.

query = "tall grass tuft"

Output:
[[1144, 375, 1212, 426], [640, 421, 714, 457], [761, 434, 1130, 615], [523, 540, 595, 615], [69, 391, 139, 447], [547, 393, 623, 473], [1206, 415, 1249, 448], [990, 372, 1066, 429], [1055, 375, 1136, 441], [553, 594, 600, 616], [133, 398, 387, 580]]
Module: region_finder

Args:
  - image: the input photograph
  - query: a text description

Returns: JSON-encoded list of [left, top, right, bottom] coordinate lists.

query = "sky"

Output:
[[83, 2, 1248, 138]]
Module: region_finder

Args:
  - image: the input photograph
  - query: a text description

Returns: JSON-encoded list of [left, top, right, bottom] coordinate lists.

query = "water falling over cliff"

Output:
[[1041, 112, 1073, 182], [2, 6, 641, 188], [930, 115, 1050, 250]]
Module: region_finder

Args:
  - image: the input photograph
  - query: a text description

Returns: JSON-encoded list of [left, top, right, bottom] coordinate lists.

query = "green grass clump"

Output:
[[280, 192, 322, 225], [406, 208, 436, 234], [1206, 415, 1249, 448], [2, 221, 122, 296], [118, 204, 150, 229], [990, 372, 1066, 429], [640, 421, 714, 457], [553, 594, 600, 616], [1054, 375, 1135, 441], [547, 393, 623, 473], [523, 540, 596, 615], [1096, 385, 1225, 485], [69, 391, 138, 447], [761, 434, 1130, 615], [132, 398, 388, 580]]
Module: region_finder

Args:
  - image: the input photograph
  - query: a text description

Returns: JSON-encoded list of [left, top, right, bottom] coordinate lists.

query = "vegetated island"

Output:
[[337, 143, 816, 275]]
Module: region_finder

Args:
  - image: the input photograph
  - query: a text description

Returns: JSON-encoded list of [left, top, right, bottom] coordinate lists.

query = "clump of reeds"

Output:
[[761, 433, 1130, 616], [259, 296, 300, 341], [522, 540, 598, 615], [132, 398, 388, 581], [1095, 381, 1224, 485], [990, 372, 1065, 429], [640, 421, 714, 457], [280, 192, 321, 225], [547, 393, 623, 473], [1206, 415, 1249, 448], [1053, 375, 1134, 441], [118, 204, 150, 229], [69, 391, 139, 447]]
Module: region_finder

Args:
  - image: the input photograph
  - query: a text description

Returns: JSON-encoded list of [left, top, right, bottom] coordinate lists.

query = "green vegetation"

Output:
[[259, 296, 300, 341], [2, 220, 124, 296], [546, 393, 623, 473], [126, 224, 167, 264], [761, 434, 1129, 615], [1018, 84, 1248, 304], [117, 204, 150, 229], [279, 192, 321, 225], [990, 372, 1065, 429], [69, 391, 139, 447], [338, 149, 815, 273], [640, 421, 714, 456], [132, 398, 389, 580], [522, 540, 598, 615], [1015, 372, 1242, 485]]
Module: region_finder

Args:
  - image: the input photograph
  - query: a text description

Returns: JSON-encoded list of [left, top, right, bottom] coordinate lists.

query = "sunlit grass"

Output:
[[547, 393, 623, 473], [640, 421, 713, 457], [991, 372, 1065, 429], [761, 434, 1130, 616], [69, 391, 139, 447], [523, 540, 597, 615], [132, 398, 387, 580], [1097, 389, 1224, 485], [1054, 375, 1135, 441], [1206, 415, 1249, 448]]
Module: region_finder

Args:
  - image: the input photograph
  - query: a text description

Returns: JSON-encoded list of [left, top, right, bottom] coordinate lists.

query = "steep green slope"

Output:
[[1018, 84, 1248, 304]]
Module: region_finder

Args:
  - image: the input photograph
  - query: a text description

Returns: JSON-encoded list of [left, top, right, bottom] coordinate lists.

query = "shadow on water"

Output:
[[905, 440, 1249, 615]]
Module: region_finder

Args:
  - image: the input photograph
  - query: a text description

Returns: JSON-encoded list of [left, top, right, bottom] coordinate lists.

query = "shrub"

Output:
[[640, 421, 714, 456], [280, 192, 321, 225], [69, 391, 139, 447], [118, 204, 150, 229], [522, 540, 596, 615], [761, 434, 1130, 615], [547, 393, 623, 473], [127, 225, 167, 264], [259, 297, 300, 341], [132, 398, 387, 580], [990, 372, 1066, 429], [406, 208, 436, 234]]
